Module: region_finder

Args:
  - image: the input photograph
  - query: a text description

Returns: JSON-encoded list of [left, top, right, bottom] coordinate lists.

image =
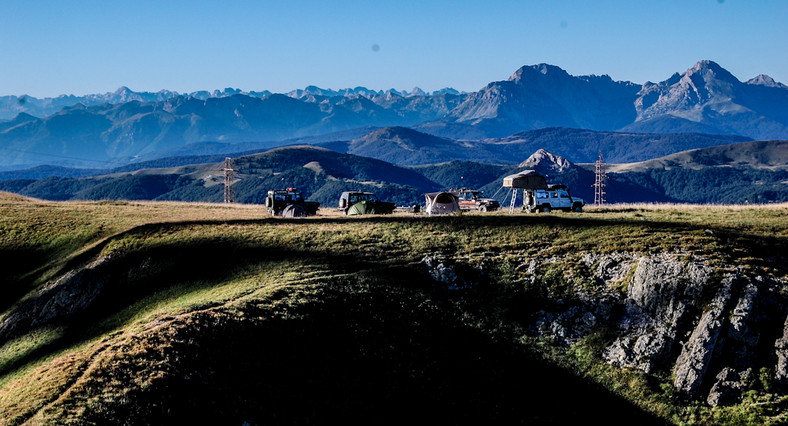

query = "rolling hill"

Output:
[[1, 197, 787, 424], [2, 139, 786, 206], [325, 126, 751, 165], [602, 140, 788, 204], [0, 146, 442, 207]]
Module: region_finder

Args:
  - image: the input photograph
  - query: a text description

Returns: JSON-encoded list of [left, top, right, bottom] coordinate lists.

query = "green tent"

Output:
[[347, 200, 379, 215]]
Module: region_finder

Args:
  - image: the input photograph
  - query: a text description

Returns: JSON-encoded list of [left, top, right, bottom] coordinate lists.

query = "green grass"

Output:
[[1, 195, 787, 424]]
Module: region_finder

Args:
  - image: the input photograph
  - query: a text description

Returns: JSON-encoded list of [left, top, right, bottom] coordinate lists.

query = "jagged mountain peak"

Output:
[[661, 72, 683, 86], [684, 60, 740, 84], [406, 87, 427, 97], [508, 63, 571, 84], [432, 87, 460, 96], [518, 148, 573, 173], [7, 112, 40, 124], [747, 74, 788, 89]]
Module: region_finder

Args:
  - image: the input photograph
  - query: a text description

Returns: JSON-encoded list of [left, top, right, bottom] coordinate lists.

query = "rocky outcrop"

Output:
[[473, 251, 788, 407], [774, 314, 788, 386], [672, 276, 733, 399], [6, 246, 785, 411], [0, 256, 111, 345], [603, 254, 711, 374], [0, 253, 152, 347]]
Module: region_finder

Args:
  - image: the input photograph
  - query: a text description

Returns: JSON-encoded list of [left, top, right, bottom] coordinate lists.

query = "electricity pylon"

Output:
[[223, 157, 236, 203], [593, 151, 608, 206]]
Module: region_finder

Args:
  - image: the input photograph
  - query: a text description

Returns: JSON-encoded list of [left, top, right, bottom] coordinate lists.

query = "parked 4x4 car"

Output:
[[524, 185, 584, 213], [265, 188, 320, 217], [453, 188, 500, 212]]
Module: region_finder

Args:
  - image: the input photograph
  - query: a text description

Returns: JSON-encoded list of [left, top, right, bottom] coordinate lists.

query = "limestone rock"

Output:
[[707, 368, 753, 407], [774, 314, 788, 386], [673, 276, 734, 399], [603, 254, 712, 373]]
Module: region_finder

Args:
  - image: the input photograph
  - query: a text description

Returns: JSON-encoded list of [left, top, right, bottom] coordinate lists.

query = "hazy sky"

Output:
[[1, 0, 786, 97]]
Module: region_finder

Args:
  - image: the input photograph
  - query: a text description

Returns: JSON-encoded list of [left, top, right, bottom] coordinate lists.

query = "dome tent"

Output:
[[347, 200, 380, 215], [424, 191, 459, 215]]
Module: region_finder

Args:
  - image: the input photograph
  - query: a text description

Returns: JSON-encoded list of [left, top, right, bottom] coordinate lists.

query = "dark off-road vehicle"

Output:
[[453, 188, 500, 212], [265, 188, 320, 217], [339, 191, 396, 215]]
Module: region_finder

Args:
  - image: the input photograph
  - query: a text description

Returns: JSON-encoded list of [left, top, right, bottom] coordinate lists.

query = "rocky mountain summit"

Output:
[[517, 148, 573, 173], [629, 60, 788, 139], [2, 60, 786, 170]]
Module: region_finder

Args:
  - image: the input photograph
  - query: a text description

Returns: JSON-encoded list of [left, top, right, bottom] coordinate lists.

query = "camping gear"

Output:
[[424, 191, 459, 215], [346, 200, 380, 215], [502, 170, 548, 189]]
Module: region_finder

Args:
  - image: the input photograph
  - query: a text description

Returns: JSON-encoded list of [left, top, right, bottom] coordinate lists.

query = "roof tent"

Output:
[[503, 170, 548, 189]]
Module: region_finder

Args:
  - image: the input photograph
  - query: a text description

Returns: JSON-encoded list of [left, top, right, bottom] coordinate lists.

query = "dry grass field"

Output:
[[1, 192, 787, 424]]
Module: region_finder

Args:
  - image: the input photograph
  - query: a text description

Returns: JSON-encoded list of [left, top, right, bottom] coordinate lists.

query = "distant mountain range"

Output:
[[1, 60, 786, 170], [0, 86, 459, 121], [447, 60, 788, 140], [2, 140, 785, 206]]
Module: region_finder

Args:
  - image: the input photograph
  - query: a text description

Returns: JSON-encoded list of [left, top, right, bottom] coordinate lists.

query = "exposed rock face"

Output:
[[774, 314, 788, 386], [503, 251, 786, 406], [0, 253, 152, 346], [518, 149, 573, 173], [604, 254, 711, 374], [4, 246, 785, 410], [707, 367, 754, 407], [672, 276, 733, 399], [0, 256, 113, 345]]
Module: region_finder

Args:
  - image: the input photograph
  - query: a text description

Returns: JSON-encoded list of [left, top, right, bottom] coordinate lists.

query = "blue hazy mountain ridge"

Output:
[[0, 146, 443, 206], [623, 61, 788, 140], [0, 86, 454, 121], [0, 91, 464, 168], [0, 60, 786, 169], [0, 127, 750, 179], [448, 60, 788, 140], [2, 141, 786, 205], [325, 126, 750, 165], [448, 64, 642, 136]]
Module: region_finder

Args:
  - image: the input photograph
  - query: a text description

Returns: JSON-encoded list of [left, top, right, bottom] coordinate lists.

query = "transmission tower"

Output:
[[593, 151, 608, 206], [223, 157, 236, 203]]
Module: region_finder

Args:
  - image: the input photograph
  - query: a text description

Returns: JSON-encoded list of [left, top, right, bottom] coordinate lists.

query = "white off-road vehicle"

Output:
[[524, 184, 584, 213]]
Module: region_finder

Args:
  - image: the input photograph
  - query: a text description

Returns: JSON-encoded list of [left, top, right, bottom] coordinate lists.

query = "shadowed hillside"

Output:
[[1, 199, 787, 424]]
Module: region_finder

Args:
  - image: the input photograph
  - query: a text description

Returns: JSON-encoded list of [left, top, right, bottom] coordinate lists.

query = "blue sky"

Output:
[[1, 0, 786, 97]]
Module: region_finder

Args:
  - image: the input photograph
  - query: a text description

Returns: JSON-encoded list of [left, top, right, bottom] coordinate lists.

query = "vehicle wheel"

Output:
[[479, 206, 488, 213], [541, 205, 551, 213], [573, 204, 583, 212]]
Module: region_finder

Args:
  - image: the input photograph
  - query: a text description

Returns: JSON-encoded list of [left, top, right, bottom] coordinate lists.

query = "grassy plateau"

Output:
[[1, 192, 787, 425]]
